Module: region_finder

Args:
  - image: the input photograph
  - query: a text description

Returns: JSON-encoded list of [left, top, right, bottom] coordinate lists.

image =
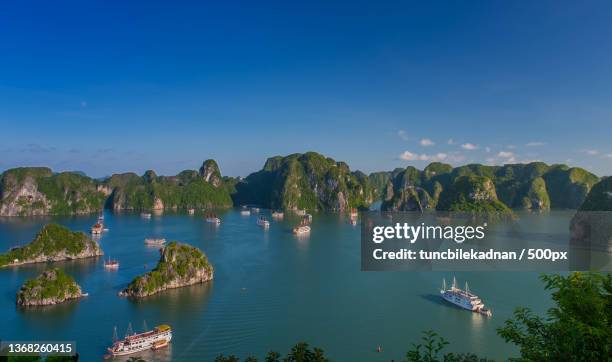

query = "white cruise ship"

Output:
[[440, 277, 492, 317], [107, 324, 172, 357]]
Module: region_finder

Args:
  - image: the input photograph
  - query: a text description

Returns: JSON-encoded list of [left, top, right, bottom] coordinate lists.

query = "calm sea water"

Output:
[[0, 210, 568, 361]]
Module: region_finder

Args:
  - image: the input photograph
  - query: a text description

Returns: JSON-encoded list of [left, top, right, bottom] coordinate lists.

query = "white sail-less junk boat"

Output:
[[107, 324, 172, 357], [440, 277, 492, 317]]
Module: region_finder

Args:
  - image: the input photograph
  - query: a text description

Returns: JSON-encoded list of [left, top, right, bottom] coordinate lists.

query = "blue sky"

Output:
[[1, 1, 611, 177]]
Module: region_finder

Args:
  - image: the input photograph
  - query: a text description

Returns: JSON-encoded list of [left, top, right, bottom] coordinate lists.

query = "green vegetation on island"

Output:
[[0, 167, 106, 216], [0, 224, 103, 267], [16, 268, 84, 306], [578, 176, 612, 211], [120, 241, 213, 298], [232, 152, 374, 211], [379, 161, 598, 212], [105, 160, 233, 211]]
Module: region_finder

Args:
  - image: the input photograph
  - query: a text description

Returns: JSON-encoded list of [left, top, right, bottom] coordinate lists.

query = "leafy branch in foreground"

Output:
[[497, 272, 612, 361], [214, 342, 330, 362]]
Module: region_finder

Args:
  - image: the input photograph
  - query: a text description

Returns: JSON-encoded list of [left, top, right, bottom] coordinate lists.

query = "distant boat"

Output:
[[104, 256, 119, 269], [240, 209, 251, 216], [440, 277, 492, 317], [188, 209, 195, 215], [205, 214, 221, 225], [141, 213, 152, 219], [257, 216, 270, 228], [144, 238, 166, 246], [251, 207, 260, 214], [271, 211, 284, 219], [295, 209, 306, 216], [293, 219, 311, 235], [351, 219, 357, 226], [350, 208, 358, 218], [304, 213, 313, 222], [107, 324, 172, 357], [91, 222, 103, 235]]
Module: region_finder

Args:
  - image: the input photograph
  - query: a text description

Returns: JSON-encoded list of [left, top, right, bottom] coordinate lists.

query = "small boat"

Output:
[[98, 215, 105, 221], [295, 209, 306, 216], [141, 213, 152, 219], [151, 339, 169, 350], [293, 224, 311, 235], [205, 214, 221, 225], [188, 209, 195, 215], [240, 209, 251, 216], [107, 324, 172, 357], [440, 277, 492, 317], [304, 213, 313, 222], [257, 216, 270, 228], [104, 256, 119, 269], [251, 207, 260, 214], [351, 219, 357, 226], [271, 211, 284, 219], [91, 222, 103, 235], [350, 208, 358, 218], [144, 238, 166, 246]]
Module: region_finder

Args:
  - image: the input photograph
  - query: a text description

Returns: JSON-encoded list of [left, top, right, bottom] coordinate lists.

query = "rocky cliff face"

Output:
[[569, 177, 612, 269], [232, 152, 374, 211], [199, 159, 223, 187], [0, 224, 103, 267], [436, 175, 512, 213], [17, 268, 84, 306], [0, 168, 105, 216], [120, 242, 213, 298], [376, 162, 598, 212], [104, 160, 233, 211]]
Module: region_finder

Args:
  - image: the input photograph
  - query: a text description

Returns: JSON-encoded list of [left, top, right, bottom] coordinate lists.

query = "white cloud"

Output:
[[526, 141, 545, 147], [397, 130, 410, 141], [485, 147, 491, 153], [447, 138, 455, 145], [420, 138, 435, 147], [461, 143, 478, 150], [399, 151, 465, 163], [584, 149, 599, 156], [497, 151, 514, 158]]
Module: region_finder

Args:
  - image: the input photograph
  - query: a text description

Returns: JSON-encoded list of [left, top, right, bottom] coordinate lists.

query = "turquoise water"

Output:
[[0, 210, 562, 361]]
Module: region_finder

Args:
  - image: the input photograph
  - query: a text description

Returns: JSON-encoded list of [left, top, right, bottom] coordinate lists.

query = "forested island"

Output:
[[377, 162, 599, 212], [0, 224, 103, 267], [16, 268, 85, 306], [119, 241, 213, 298], [0, 152, 604, 215]]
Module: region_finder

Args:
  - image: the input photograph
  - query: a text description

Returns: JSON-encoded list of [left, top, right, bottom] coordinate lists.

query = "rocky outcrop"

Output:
[[373, 162, 598, 211], [0, 224, 103, 267], [17, 268, 85, 306], [104, 160, 233, 211], [199, 159, 223, 187], [232, 152, 374, 211], [119, 242, 213, 298], [0, 168, 105, 216], [436, 175, 512, 214]]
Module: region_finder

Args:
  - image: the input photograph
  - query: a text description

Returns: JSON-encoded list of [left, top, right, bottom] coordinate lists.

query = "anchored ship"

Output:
[[440, 277, 492, 317], [257, 216, 270, 228], [104, 256, 119, 269], [144, 238, 166, 246], [91, 222, 103, 235], [205, 214, 221, 225], [107, 323, 172, 357]]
